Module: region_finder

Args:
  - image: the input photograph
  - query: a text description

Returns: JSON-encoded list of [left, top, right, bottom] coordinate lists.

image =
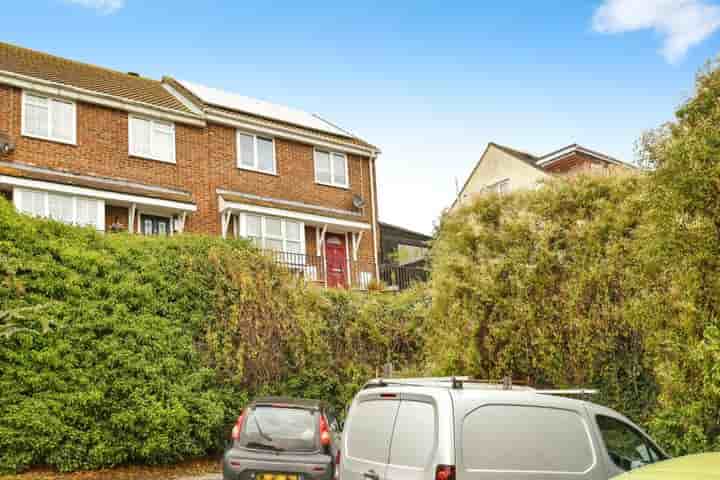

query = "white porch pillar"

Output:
[[128, 203, 137, 234]]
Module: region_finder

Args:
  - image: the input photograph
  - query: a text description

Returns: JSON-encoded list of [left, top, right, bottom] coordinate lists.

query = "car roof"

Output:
[[251, 396, 325, 410], [617, 453, 720, 479]]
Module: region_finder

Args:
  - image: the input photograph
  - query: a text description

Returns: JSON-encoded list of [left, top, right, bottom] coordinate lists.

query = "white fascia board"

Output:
[[0, 70, 206, 127], [162, 83, 204, 116], [207, 109, 379, 157], [537, 145, 628, 168], [0, 175, 197, 212], [219, 197, 371, 231], [536, 146, 579, 166]]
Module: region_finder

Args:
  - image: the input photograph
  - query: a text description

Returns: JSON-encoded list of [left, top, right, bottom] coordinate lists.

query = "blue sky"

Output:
[[4, 0, 720, 234]]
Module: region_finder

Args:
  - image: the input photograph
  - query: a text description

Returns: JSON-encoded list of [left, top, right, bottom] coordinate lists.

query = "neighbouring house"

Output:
[[378, 222, 431, 290], [0, 41, 380, 289], [380, 222, 431, 266], [452, 142, 636, 209]]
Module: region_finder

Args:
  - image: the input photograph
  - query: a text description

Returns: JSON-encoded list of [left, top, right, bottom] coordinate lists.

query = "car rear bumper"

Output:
[[222, 447, 333, 480]]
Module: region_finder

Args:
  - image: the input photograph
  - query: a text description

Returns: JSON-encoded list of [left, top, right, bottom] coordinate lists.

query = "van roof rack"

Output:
[[363, 376, 597, 396]]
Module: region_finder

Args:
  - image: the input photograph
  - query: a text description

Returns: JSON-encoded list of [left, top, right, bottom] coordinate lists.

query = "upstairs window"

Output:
[[315, 149, 348, 188], [237, 131, 276, 174], [484, 178, 510, 195], [22, 92, 76, 144], [129, 116, 176, 163]]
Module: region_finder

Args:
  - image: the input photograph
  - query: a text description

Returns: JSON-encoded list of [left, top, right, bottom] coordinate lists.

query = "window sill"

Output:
[[129, 153, 177, 165], [315, 181, 350, 190], [237, 165, 278, 177], [22, 132, 77, 147]]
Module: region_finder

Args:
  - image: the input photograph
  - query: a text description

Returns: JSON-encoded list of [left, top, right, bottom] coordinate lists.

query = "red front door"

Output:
[[325, 234, 347, 288]]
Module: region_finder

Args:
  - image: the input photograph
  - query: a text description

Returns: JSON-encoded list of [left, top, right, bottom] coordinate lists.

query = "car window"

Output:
[[596, 415, 664, 471], [389, 401, 436, 468], [346, 399, 399, 463], [462, 405, 594, 473], [240, 406, 317, 452]]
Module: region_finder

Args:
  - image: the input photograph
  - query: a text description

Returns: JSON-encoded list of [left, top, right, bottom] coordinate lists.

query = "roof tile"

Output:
[[0, 42, 193, 114]]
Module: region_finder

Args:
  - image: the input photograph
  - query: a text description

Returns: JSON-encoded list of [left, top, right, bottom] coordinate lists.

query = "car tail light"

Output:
[[231, 411, 245, 441], [435, 465, 455, 480], [319, 415, 331, 447]]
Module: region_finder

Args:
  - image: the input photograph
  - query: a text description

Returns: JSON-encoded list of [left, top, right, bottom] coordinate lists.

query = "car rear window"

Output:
[[240, 406, 318, 452]]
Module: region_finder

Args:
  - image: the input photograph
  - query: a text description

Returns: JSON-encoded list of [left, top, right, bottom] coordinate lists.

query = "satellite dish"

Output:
[[352, 194, 366, 209]]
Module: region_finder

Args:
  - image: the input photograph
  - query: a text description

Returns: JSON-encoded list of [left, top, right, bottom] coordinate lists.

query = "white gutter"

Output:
[[0, 70, 206, 127], [206, 108, 379, 157], [0, 175, 197, 212]]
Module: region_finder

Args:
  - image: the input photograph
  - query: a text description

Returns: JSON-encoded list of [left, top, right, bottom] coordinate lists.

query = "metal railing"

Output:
[[380, 264, 429, 290], [264, 250, 327, 284], [263, 250, 428, 291]]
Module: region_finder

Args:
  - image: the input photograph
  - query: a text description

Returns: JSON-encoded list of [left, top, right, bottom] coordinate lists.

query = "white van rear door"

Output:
[[343, 395, 400, 480], [385, 399, 438, 480]]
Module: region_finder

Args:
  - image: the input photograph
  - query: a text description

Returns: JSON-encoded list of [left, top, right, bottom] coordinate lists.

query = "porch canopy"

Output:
[[0, 161, 196, 233], [217, 189, 371, 261]]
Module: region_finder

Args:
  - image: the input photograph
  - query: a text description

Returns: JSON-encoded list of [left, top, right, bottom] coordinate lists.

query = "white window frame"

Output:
[[314, 149, 349, 188], [13, 187, 105, 231], [484, 178, 510, 195], [236, 212, 305, 256], [128, 115, 176, 164], [236, 131, 277, 174], [21, 90, 77, 145]]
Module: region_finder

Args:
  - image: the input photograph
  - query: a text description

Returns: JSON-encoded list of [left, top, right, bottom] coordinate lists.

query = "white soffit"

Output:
[[178, 80, 352, 137]]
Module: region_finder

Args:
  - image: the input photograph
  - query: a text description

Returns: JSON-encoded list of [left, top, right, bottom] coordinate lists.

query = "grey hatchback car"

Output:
[[223, 397, 341, 480]]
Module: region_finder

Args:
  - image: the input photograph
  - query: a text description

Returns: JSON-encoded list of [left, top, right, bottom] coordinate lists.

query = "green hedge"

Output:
[[427, 60, 720, 456], [0, 199, 427, 473]]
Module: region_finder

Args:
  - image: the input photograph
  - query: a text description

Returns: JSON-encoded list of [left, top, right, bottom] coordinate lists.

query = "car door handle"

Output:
[[364, 470, 380, 480]]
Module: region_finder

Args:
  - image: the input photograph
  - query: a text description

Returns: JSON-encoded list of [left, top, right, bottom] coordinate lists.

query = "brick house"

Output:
[[0, 42, 380, 289], [452, 142, 636, 209]]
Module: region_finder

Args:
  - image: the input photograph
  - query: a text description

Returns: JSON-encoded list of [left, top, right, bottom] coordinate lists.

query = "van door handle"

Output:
[[364, 470, 380, 480]]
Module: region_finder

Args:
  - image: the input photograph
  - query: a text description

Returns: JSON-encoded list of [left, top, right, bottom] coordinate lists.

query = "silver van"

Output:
[[340, 377, 667, 480]]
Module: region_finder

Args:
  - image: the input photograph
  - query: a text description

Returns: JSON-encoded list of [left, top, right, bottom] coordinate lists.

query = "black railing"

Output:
[[264, 250, 326, 284], [263, 250, 428, 291], [380, 264, 429, 290]]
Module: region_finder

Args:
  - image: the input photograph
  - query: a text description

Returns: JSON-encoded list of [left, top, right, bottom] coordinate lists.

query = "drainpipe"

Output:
[[369, 152, 380, 280]]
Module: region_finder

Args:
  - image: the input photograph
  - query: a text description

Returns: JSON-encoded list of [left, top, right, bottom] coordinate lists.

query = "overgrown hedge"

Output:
[[0, 199, 428, 473], [427, 61, 720, 456]]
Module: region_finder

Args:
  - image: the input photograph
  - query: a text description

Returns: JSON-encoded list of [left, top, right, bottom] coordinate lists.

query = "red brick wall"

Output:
[[206, 123, 376, 261], [545, 152, 611, 176], [0, 84, 379, 262]]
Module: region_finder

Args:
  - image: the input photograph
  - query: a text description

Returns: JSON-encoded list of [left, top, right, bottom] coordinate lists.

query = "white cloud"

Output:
[[592, 0, 720, 63], [64, 0, 125, 15]]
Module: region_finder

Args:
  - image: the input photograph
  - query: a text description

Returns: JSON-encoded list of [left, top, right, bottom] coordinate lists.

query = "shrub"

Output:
[[0, 198, 427, 472], [428, 175, 659, 424]]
